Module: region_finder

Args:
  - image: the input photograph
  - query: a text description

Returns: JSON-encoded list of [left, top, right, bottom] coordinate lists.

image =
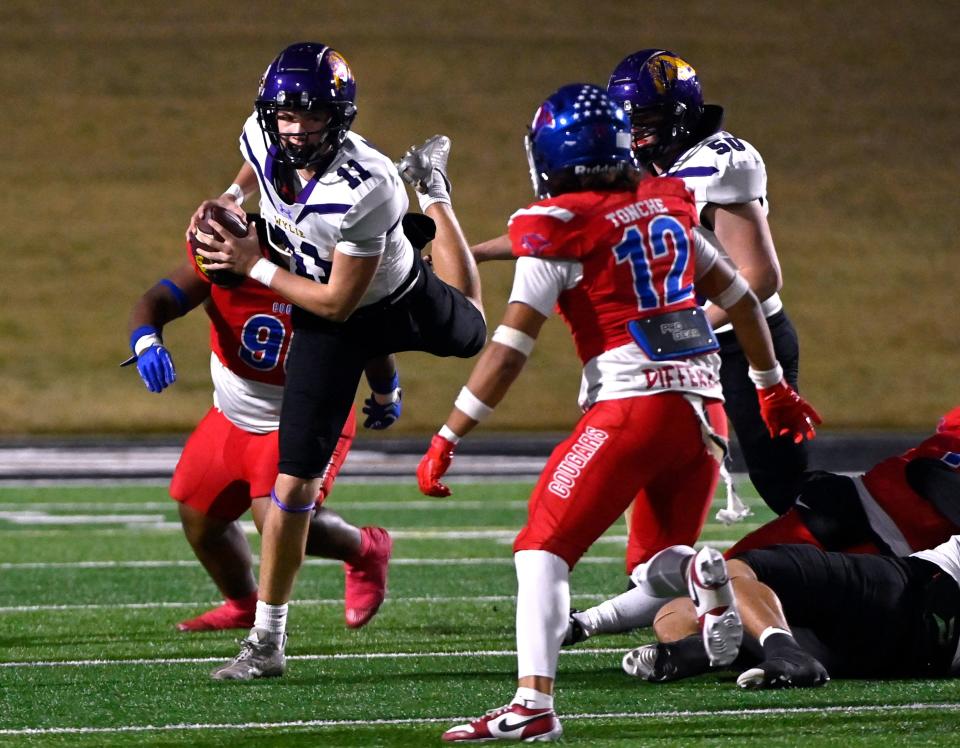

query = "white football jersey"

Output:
[[665, 130, 782, 330], [240, 114, 414, 307]]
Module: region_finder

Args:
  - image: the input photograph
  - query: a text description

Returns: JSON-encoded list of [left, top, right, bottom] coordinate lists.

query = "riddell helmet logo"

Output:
[[327, 52, 352, 92]]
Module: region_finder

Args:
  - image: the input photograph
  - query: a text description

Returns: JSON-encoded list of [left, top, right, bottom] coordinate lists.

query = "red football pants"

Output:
[[514, 393, 722, 570], [171, 406, 356, 520]]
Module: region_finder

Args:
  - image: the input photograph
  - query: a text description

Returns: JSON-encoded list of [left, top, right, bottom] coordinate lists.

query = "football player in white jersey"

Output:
[[606, 50, 806, 538], [188, 42, 486, 680]]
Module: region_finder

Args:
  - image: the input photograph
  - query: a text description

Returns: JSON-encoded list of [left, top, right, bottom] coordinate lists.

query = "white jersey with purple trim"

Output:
[[240, 113, 414, 307], [665, 130, 782, 331]]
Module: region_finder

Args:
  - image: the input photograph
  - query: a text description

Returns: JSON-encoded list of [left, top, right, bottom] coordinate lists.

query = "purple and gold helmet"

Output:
[[255, 42, 357, 170], [607, 49, 703, 166], [525, 83, 633, 198]]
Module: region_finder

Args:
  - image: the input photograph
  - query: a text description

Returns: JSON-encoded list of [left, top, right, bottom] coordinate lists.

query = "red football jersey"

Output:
[[862, 431, 960, 552], [205, 280, 292, 387], [509, 177, 701, 364]]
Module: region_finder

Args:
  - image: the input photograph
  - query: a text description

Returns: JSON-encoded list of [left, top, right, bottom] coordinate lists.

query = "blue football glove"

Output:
[[362, 390, 402, 430], [125, 325, 176, 393], [137, 344, 176, 393], [363, 372, 402, 430]]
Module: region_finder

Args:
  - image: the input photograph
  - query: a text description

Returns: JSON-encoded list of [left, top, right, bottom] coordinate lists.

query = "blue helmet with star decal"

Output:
[[525, 83, 634, 198]]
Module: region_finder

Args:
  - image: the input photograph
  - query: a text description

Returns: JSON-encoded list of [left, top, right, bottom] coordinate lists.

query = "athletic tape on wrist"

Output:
[[454, 386, 494, 422], [270, 489, 316, 514], [368, 372, 400, 395], [249, 257, 279, 287], [748, 363, 784, 389], [130, 325, 161, 355], [491, 325, 536, 357], [711, 273, 750, 310], [224, 183, 245, 207]]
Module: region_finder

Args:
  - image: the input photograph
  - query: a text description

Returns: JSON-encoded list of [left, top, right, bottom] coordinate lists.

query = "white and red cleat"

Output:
[[176, 596, 256, 632], [442, 703, 563, 743], [344, 526, 393, 628], [687, 546, 742, 667]]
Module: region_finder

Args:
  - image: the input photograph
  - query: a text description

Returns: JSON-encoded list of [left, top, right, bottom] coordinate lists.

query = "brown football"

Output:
[[188, 205, 249, 288]]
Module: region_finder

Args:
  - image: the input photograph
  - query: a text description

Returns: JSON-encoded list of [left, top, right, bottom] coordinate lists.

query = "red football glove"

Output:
[[417, 434, 457, 497], [757, 381, 822, 443]]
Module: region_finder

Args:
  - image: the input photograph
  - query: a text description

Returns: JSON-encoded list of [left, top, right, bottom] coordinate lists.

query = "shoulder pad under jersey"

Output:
[[668, 130, 767, 206]]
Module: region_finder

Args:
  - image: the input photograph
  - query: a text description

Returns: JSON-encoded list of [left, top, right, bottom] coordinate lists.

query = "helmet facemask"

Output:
[[256, 98, 357, 171]]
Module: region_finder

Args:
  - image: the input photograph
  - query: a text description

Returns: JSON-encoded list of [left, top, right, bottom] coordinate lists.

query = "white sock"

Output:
[[254, 600, 288, 636], [514, 549, 569, 681], [578, 587, 663, 635], [511, 686, 553, 710]]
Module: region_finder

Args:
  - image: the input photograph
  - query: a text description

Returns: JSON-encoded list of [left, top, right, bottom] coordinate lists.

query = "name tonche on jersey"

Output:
[[272, 215, 305, 239], [605, 198, 667, 228], [271, 302, 293, 316]]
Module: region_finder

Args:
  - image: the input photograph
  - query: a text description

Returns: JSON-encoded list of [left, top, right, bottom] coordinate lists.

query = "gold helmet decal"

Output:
[[647, 54, 697, 94], [326, 51, 353, 93]]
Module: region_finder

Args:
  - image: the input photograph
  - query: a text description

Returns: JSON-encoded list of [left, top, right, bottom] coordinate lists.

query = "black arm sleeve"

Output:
[[905, 458, 960, 525]]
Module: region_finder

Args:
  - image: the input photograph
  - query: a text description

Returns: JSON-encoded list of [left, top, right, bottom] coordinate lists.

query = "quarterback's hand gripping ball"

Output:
[[417, 434, 457, 497], [757, 381, 822, 443], [188, 205, 249, 288]]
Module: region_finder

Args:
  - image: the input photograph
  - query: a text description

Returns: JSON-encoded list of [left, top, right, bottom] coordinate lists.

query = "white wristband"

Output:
[[748, 363, 784, 389], [133, 333, 162, 356], [454, 386, 494, 422], [224, 183, 245, 207], [491, 325, 536, 357], [249, 257, 279, 287], [438, 424, 461, 444]]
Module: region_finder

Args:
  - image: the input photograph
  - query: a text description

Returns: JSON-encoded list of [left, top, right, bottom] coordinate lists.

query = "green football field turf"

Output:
[[1, 481, 959, 746]]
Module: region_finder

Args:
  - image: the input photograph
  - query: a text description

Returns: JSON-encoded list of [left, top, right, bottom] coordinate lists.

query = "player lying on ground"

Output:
[[126, 216, 398, 631], [563, 406, 960, 642], [192, 42, 486, 681], [621, 537, 960, 687], [416, 83, 818, 743]]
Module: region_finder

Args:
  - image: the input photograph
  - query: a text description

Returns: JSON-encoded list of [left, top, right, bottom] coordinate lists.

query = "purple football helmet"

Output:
[[255, 42, 357, 169], [607, 49, 703, 166], [525, 83, 633, 199]]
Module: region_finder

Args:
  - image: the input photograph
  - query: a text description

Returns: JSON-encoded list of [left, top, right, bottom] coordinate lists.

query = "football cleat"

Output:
[[688, 546, 743, 667], [622, 637, 711, 683], [344, 526, 393, 628], [561, 609, 589, 647], [737, 654, 830, 689], [442, 703, 563, 743], [397, 134, 452, 195], [210, 627, 286, 681], [622, 643, 660, 679], [176, 599, 256, 632]]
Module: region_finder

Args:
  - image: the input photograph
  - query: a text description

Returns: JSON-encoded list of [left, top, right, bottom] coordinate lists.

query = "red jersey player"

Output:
[[728, 406, 960, 557], [126, 216, 395, 631], [416, 84, 820, 743]]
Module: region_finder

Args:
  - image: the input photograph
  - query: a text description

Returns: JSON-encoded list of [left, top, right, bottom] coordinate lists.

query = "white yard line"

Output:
[[0, 703, 955, 736], [0, 647, 627, 668], [0, 593, 615, 614]]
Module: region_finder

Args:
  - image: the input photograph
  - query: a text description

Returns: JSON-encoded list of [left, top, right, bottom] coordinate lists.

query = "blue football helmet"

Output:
[[525, 83, 633, 198], [256, 42, 358, 170], [607, 49, 704, 166]]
